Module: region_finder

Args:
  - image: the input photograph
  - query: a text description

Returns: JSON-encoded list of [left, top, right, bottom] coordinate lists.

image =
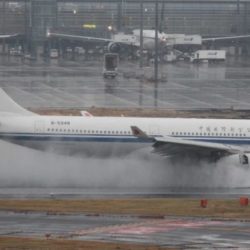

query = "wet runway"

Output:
[[1, 55, 250, 247], [74, 217, 250, 248], [0, 56, 250, 109], [1, 211, 250, 248], [1, 168, 250, 248], [1, 187, 250, 199]]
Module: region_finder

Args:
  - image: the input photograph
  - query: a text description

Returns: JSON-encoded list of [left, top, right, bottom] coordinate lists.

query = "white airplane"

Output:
[[47, 29, 168, 52], [0, 88, 250, 165]]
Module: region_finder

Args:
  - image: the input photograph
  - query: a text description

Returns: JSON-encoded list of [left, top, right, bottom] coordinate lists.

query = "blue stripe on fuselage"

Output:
[[0, 132, 151, 143], [182, 136, 250, 145], [0, 133, 250, 145]]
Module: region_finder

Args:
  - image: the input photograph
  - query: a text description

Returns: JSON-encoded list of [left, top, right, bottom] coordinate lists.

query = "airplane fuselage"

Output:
[[1, 115, 250, 156]]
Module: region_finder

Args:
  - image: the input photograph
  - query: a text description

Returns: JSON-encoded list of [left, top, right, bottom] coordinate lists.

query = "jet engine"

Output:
[[107, 42, 121, 53]]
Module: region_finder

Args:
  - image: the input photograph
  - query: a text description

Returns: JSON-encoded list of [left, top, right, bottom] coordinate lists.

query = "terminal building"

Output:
[[0, 0, 250, 57]]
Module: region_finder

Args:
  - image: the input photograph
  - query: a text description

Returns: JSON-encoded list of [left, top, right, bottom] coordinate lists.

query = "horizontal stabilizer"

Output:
[[0, 89, 37, 116], [80, 111, 93, 117]]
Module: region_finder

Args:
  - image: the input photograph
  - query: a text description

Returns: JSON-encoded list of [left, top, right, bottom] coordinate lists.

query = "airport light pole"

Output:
[[139, 0, 144, 106], [154, 0, 159, 107], [2, 0, 6, 53], [236, 0, 240, 54], [139, 0, 144, 69], [154, 0, 159, 82]]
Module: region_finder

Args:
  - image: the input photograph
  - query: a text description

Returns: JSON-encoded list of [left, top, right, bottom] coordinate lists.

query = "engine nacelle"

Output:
[[107, 42, 121, 53], [239, 154, 249, 165]]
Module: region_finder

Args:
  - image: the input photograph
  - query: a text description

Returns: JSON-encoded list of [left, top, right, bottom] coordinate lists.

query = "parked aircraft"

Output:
[[47, 28, 250, 56], [47, 29, 168, 53], [0, 89, 250, 165]]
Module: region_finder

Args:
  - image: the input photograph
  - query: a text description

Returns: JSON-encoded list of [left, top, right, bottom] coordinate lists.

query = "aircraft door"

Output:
[[34, 120, 45, 133]]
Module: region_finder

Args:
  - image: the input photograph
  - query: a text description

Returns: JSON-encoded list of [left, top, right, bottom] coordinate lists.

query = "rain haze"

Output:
[[2, 1, 250, 248], [0, 140, 249, 189]]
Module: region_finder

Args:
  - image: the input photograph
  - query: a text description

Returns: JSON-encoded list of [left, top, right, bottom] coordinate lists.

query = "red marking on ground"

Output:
[[74, 219, 222, 236], [106, 220, 222, 235]]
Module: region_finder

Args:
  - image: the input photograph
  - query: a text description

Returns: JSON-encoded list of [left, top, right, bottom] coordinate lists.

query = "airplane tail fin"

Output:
[[0, 88, 37, 116], [131, 126, 149, 139]]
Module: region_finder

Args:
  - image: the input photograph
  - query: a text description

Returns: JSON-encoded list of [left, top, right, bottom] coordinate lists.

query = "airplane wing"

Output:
[[0, 34, 19, 39], [202, 34, 250, 42], [47, 32, 139, 49], [131, 126, 247, 161], [48, 32, 113, 43]]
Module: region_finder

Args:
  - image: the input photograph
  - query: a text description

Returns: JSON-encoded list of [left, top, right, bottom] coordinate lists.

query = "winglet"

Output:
[[131, 126, 149, 138]]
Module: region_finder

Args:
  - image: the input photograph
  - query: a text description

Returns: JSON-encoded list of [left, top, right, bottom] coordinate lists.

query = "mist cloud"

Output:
[[0, 141, 249, 188]]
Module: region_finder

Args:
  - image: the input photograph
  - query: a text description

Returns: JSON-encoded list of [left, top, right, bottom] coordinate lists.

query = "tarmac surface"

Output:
[[0, 56, 250, 110], [1, 187, 250, 199], [1, 211, 250, 248]]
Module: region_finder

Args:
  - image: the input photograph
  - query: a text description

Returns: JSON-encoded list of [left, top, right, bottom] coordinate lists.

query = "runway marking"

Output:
[[73, 219, 222, 236], [105, 220, 222, 235]]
